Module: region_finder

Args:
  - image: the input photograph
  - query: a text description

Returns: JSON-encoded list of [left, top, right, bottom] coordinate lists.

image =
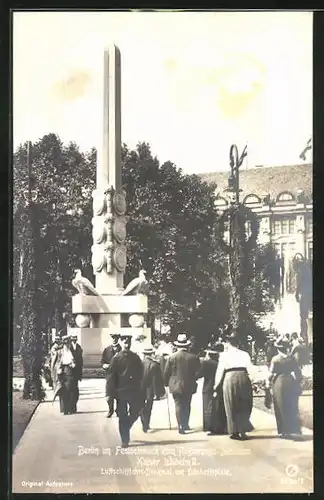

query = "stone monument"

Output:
[[70, 45, 151, 366]]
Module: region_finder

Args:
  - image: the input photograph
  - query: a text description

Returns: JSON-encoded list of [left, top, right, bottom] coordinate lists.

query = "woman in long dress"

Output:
[[266, 336, 302, 438], [51, 337, 64, 413], [213, 333, 254, 440], [199, 343, 227, 435], [56, 336, 77, 415]]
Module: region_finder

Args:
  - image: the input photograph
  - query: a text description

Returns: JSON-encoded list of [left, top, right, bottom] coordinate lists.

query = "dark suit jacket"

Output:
[[108, 349, 143, 399], [101, 344, 122, 367], [101, 344, 122, 397], [141, 356, 165, 400], [163, 349, 201, 395], [71, 343, 83, 380]]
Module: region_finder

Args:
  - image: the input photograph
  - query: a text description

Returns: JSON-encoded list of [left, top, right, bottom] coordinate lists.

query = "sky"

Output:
[[13, 11, 313, 174]]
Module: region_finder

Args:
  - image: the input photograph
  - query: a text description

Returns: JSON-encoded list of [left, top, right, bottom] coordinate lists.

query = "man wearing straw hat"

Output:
[[163, 333, 201, 434], [140, 345, 165, 433], [108, 333, 144, 447]]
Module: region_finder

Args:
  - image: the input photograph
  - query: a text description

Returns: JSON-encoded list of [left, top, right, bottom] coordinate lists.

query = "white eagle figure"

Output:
[[72, 269, 100, 296], [122, 270, 149, 296]]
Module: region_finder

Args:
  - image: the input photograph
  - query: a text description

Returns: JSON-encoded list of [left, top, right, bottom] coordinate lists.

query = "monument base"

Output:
[[70, 327, 152, 367]]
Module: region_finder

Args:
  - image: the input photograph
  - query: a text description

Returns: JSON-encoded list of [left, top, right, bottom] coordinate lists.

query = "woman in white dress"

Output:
[[213, 333, 254, 440]]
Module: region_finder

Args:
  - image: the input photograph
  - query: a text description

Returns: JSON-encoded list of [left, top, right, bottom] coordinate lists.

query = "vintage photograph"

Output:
[[12, 10, 313, 494]]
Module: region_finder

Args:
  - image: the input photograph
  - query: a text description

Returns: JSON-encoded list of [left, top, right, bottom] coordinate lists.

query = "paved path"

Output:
[[12, 379, 313, 494]]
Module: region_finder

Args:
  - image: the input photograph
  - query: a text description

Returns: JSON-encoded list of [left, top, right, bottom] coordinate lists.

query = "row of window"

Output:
[[245, 217, 312, 236]]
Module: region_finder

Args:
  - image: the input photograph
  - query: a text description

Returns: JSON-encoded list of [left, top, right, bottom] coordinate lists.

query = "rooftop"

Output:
[[199, 163, 312, 202]]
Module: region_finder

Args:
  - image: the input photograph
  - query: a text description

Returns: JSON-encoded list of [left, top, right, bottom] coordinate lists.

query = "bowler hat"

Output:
[[110, 333, 120, 339], [173, 333, 191, 347]]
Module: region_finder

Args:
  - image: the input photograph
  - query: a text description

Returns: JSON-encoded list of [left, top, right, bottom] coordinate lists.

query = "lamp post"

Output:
[[220, 144, 258, 347]]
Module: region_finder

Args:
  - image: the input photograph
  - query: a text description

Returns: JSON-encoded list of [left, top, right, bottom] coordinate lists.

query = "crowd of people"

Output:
[[47, 329, 307, 448]]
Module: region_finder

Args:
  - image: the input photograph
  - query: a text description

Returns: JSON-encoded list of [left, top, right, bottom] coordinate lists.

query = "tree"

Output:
[[121, 142, 229, 345], [17, 143, 44, 399], [13, 134, 279, 360], [13, 135, 96, 354]]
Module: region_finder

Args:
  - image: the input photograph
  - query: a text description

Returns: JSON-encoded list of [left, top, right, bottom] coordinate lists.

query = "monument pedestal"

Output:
[[72, 294, 151, 367]]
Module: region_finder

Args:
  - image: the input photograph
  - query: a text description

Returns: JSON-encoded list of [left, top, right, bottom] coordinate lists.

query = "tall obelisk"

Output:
[[72, 45, 151, 366], [91, 45, 127, 294]]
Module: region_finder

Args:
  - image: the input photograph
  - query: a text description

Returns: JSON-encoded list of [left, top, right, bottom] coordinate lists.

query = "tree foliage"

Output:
[[13, 134, 278, 364]]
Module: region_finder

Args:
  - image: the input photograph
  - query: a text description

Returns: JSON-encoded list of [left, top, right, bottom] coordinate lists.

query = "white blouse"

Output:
[[214, 347, 254, 389], [61, 346, 75, 366]]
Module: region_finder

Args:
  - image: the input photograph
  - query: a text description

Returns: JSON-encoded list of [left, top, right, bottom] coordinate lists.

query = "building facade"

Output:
[[200, 163, 313, 339], [200, 163, 312, 263]]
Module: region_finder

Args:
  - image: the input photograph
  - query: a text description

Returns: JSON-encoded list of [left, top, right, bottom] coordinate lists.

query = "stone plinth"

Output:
[[72, 294, 148, 314], [70, 327, 152, 367]]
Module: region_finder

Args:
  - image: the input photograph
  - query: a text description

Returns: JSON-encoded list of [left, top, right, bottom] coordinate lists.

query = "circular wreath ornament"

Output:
[[218, 204, 259, 253], [92, 191, 107, 216], [113, 246, 127, 272], [113, 219, 127, 243], [113, 190, 126, 215], [92, 222, 107, 244]]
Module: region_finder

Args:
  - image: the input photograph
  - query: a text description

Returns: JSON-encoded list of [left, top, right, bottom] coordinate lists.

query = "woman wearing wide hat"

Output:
[[266, 335, 302, 439], [198, 343, 227, 435], [213, 332, 254, 440]]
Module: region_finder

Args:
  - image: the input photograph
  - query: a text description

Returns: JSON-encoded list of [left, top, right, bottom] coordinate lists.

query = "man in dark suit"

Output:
[[140, 346, 165, 433], [163, 333, 201, 434], [101, 334, 122, 418], [70, 334, 83, 413], [108, 333, 143, 447]]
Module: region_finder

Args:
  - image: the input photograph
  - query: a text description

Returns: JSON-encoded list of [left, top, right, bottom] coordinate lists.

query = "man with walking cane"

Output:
[[163, 333, 201, 434], [140, 345, 165, 432]]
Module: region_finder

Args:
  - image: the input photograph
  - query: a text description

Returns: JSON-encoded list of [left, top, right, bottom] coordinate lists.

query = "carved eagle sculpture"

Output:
[[72, 269, 100, 296], [122, 270, 149, 296]]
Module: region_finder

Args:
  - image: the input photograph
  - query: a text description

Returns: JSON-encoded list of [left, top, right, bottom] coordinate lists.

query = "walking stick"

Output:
[[166, 387, 172, 430]]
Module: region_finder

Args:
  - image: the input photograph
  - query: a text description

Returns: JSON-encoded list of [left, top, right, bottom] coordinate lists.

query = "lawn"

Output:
[[12, 391, 39, 451]]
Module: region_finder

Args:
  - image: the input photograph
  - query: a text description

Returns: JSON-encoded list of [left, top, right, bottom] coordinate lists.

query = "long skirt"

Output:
[[60, 366, 76, 414], [273, 374, 301, 435], [223, 369, 253, 434], [203, 391, 227, 434]]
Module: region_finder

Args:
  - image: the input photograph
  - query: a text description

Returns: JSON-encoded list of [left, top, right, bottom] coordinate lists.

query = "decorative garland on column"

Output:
[[218, 204, 259, 342]]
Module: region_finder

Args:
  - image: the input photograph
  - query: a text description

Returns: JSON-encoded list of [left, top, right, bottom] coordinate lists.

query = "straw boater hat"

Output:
[[62, 335, 71, 343], [71, 334, 78, 340], [143, 345, 154, 355], [173, 333, 191, 347]]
